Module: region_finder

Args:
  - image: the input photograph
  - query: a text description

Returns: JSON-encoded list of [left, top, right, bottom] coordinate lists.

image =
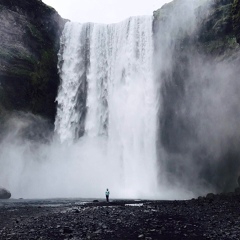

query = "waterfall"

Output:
[[55, 23, 91, 142], [55, 16, 158, 198]]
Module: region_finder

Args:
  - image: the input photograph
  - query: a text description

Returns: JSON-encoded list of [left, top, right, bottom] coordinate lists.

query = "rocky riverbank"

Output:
[[0, 195, 240, 239]]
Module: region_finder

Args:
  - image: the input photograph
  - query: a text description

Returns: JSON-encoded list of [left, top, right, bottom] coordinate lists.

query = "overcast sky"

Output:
[[42, 0, 172, 24]]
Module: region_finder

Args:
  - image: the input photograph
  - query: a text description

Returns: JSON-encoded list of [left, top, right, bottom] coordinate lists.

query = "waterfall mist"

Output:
[[0, 118, 188, 199], [0, 16, 190, 200], [1, 0, 238, 199], [154, 0, 240, 195]]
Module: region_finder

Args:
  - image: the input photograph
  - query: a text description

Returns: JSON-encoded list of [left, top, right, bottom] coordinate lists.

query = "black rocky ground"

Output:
[[0, 195, 240, 240]]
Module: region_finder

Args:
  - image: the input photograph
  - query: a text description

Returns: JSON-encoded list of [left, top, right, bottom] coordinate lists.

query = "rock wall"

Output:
[[153, 0, 240, 193], [0, 0, 66, 121], [232, 0, 240, 43]]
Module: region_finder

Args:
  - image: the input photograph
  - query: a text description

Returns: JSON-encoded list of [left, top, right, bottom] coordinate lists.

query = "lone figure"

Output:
[[105, 188, 110, 202]]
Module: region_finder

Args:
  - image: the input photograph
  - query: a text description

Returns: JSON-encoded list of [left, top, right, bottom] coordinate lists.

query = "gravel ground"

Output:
[[0, 195, 240, 240]]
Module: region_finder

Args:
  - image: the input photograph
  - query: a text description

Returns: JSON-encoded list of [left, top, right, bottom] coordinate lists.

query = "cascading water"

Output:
[[0, 0, 222, 199], [55, 16, 159, 198], [55, 23, 91, 142]]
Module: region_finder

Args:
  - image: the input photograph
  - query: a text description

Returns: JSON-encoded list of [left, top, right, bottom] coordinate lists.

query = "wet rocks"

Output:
[[206, 193, 215, 199], [235, 187, 240, 194], [63, 226, 73, 234], [0, 187, 11, 199], [1, 197, 240, 239]]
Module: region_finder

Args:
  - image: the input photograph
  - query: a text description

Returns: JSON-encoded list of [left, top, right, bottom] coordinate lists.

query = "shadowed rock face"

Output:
[[0, 0, 66, 121], [153, 0, 240, 193], [232, 0, 240, 43], [0, 187, 11, 199]]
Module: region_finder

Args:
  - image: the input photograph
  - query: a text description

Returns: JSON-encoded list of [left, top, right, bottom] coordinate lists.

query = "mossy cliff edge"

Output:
[[154, 0, 240, 58], [0, 0, 66, 121]]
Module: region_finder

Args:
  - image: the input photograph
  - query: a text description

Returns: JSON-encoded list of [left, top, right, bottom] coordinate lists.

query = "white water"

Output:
[[0, 1, 210, 200], [55, 23, 91, 142], [0, 16, 196, 200], [0, 16, 193, 200], [55, 16, 159, 198]]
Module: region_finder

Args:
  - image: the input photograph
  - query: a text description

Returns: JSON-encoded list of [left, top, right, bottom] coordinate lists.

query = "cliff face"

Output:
[[0, 0, 65, 121], [232, 0, 240, 43], [153, 0, 240, 193]]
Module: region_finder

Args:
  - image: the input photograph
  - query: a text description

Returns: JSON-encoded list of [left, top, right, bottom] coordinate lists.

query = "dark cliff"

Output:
[[153, 0, 240, 193], [232, 0, 240, 43], [0, 0, 66, 121]]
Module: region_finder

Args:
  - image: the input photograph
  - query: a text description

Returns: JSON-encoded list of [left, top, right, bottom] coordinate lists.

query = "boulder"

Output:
[[206, 193, 215, 199], [0, 187, 11, 199], [235, 187, 240, 194]]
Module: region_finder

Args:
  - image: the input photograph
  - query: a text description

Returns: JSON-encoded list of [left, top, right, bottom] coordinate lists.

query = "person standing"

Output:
[[105, 188, 110, 202]]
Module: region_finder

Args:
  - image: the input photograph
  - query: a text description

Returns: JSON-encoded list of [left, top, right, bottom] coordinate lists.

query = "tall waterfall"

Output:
[[55, 16, 158, 198]]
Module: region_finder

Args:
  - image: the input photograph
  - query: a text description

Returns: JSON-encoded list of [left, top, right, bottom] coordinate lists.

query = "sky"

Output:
[[42, 0, 172, 24]]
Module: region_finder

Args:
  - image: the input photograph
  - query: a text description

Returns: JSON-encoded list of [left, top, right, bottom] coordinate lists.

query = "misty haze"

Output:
[[1, 0, 240, 238], [0, 0, 240, 240]]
